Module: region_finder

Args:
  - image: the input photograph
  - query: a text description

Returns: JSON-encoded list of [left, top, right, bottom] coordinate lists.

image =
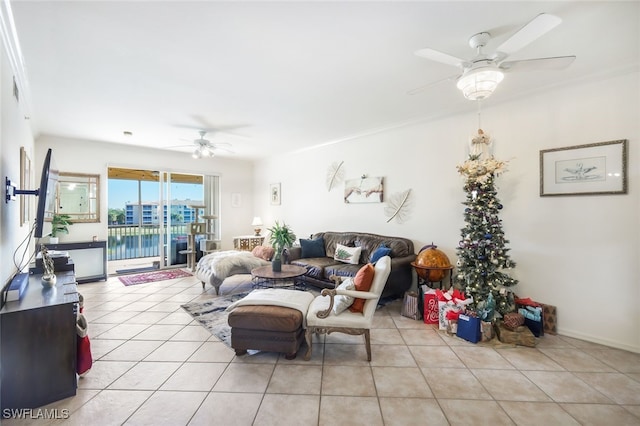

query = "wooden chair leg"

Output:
[[304, 328, 313, 361], [364, 329, 371, 362]]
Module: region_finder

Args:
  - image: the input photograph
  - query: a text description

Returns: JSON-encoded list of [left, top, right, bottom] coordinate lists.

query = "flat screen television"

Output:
[[33, 148, 58, 238]]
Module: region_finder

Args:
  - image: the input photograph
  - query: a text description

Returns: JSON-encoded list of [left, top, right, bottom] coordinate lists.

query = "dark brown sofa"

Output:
[[287, 231, 416, 299]]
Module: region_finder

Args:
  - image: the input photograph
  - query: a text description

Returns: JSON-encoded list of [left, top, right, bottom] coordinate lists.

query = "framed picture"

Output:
[[344, 176, 384, 203], [540, 139, 627, 196], [231, 192, 242, 208], [270, 183, 281, 205], [20, 147, 31, 226]]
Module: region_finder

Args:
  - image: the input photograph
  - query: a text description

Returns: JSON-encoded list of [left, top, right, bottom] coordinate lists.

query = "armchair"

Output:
[[304, 256, 392, 361]]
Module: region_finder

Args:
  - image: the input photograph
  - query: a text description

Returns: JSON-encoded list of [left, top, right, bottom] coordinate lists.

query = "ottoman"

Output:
[[228, 305, 304, 359]]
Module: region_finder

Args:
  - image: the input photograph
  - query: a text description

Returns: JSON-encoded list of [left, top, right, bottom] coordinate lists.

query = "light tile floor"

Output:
[[6, 272, 640, 426]]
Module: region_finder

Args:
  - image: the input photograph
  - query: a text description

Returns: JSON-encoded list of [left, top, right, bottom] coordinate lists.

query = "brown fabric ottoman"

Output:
[[228, 305, 304, 359]]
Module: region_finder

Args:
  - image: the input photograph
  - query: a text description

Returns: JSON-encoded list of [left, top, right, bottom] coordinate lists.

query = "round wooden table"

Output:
[[251, 264, 308, 290]]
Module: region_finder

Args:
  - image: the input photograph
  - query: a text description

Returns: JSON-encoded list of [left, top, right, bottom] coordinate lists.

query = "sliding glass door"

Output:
[[107, 168, 215, 273]]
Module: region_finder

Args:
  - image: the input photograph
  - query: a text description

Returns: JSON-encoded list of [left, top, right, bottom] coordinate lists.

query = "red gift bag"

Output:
[[423, 290, 439, 324], [76, 312, 93, 376]]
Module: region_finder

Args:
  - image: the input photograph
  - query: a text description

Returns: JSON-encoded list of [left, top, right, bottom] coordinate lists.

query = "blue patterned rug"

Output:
[[181, 292, 249, 347]]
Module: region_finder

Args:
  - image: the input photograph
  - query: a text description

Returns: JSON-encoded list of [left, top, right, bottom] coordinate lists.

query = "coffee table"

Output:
[[251, 264, 307, 290]]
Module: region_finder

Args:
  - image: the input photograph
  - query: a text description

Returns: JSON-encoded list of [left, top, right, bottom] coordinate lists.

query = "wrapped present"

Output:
[[516, 298, 544, 337], [495, 322, 536, 347], [401, 291, 419, 320], [423, 288, 439, 324], [480, 320, 494, 342], [541, 303, 557, 335], [436, 288, 472, 330], [503, 312, 525, 330], [456, 313, 481, 343]]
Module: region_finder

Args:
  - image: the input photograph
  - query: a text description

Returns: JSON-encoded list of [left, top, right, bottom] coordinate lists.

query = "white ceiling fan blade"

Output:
[[414, 48, 469, 68], [407, 74, 460, 96], [500, 55, 576, 71], [495, 13, 562, 58]]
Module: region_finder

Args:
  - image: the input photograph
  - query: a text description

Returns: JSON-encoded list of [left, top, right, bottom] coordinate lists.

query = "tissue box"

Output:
[[456, 314, 481, 343], [495, 323, 536, 347]]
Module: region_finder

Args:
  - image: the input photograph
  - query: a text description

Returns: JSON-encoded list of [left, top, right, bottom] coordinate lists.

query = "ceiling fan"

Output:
[[177, 130, 233, 159], [410, 13, 576, 100]]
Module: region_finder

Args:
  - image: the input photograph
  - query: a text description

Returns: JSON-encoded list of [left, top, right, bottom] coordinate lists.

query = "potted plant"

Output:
[[50, 213, 73, 244], [268, 221, 296, 272]]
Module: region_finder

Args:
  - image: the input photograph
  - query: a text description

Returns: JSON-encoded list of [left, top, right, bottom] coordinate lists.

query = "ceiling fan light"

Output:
[[456, 67, 504, 100], [192, 148, 202, 159]]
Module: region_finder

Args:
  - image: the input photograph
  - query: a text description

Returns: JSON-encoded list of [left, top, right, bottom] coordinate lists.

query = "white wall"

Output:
[[34, 136, 255, 250], [254, 71, 640, 353], [0, 40, 36, 286]]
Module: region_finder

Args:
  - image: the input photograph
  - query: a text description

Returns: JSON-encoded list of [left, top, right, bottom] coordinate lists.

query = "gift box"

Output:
[[401, 291, 419, 320], [524, 317, 543, 337], [517, 302, 544, 337], [541, 303, 557, 335], [480, 321, 494, 342], [456, 314, 481, 343], [495, 322, 536, 347], [423, 289, 439, 324]]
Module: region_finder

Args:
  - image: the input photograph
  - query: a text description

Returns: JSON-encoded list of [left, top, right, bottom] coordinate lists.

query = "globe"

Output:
[[413, 244, 452, 282]]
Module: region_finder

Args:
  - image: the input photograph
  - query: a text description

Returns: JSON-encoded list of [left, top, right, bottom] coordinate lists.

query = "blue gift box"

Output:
[[456, 314, 481, 343], [524, 317, 544, 337]]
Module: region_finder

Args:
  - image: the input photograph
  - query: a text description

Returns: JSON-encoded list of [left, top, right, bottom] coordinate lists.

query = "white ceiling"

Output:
[[10, 1, 639, 161]]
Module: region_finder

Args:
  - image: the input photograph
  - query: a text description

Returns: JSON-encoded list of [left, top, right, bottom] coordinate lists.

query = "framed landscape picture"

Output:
[[540, 139, 627, 196]]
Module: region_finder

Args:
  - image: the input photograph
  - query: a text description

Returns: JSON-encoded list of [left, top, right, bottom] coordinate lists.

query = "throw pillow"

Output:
[[300, 237, 326, 258], [334, 243, 362, 265], [332, 278, 356, 315], [349, 263, 375, 313], [370, 244, 392, 264], [251, 245, 275, 261]]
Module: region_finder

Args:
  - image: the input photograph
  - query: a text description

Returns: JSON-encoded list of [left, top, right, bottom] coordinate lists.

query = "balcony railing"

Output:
[[107, 224, 190, 261]]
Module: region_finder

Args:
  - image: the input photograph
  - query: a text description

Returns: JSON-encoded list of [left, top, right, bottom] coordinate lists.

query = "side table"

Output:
[[234, 235, 265, 251]]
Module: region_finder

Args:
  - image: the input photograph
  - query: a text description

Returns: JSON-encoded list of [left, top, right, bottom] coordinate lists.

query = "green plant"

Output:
[[268, 221, 296, 255], [51, 214, 73, 238]]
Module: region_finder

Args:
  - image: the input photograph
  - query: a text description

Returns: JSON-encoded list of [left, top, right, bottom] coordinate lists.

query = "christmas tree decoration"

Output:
[[454, 129, 518, 316]]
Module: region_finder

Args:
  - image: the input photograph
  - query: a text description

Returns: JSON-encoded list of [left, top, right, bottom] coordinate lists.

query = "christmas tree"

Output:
[[454, 130, 517, 318]]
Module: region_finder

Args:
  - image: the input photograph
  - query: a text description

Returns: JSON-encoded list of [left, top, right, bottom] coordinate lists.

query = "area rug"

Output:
[[118, 269, 192, 286], [181, 292, 250, 348]]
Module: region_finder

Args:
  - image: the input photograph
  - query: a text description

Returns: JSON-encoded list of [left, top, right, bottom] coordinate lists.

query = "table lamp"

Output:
[[251, 217, 263, 236]]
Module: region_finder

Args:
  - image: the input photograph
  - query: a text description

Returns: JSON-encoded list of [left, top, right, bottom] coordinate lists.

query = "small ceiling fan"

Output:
[[176, 130, 233, 159], [410, 13, 576, 100]]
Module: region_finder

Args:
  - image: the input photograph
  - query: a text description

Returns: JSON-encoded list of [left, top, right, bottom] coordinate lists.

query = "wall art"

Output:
[[270, 183, 281, 205], [384, 189, 413, 223], [344, 176, 383, 203], [326, 160, 345, 192], [540, 139, 627, 196]]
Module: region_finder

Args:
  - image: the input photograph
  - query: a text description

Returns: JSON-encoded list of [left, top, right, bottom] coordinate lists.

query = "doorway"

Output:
[[107, 167, 208, 274]]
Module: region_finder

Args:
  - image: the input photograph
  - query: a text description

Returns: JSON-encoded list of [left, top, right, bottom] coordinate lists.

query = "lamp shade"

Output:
[[456, 67, 504, 100], [251, 217, 263, 226]]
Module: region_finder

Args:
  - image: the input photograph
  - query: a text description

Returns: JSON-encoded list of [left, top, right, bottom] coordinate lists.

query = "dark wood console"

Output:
[[0, 271, 79, 410], [38, 241, 107, 283]]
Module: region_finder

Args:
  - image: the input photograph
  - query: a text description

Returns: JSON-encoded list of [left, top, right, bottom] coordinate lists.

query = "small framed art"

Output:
[[540, 139, 627, 196], [270, 183, 281, 205]]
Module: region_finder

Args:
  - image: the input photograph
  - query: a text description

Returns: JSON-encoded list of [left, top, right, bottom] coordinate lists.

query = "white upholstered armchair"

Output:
[[304, 256, 392, 361]]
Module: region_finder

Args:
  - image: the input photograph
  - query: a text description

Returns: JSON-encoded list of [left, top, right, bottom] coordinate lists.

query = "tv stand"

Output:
[[0, 270, 79, 410]]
